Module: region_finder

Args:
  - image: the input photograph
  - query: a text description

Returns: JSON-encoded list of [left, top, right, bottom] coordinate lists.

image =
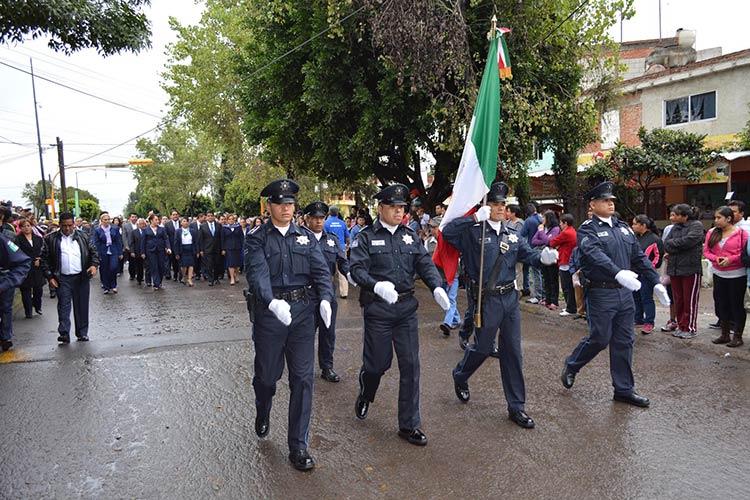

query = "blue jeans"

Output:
[[522, 263, 531, 292], [633, 274, 657, 325], [529, 265, 543, 300], [442, 279, 461, 327]]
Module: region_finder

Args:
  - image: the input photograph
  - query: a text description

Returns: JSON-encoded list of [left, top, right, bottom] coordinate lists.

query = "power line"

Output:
[[66, 122, 166, 166], [534, 0, 592, 48], [0, 134, 26, 146], [0, 59, 163, 119]]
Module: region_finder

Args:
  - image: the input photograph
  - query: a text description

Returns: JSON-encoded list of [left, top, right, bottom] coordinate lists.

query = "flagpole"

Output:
[[474, 15, 498, 329]]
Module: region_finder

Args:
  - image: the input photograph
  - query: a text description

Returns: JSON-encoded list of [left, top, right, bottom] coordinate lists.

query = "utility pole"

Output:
[[56, 137, 67, 214], [30, 58, 48, 218]]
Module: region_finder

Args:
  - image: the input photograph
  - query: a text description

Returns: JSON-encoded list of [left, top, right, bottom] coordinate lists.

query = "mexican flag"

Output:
[[433, 28, 510, 285]]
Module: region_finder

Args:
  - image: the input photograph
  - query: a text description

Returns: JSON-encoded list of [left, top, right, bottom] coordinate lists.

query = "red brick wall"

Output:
[[619, 103, 642, 146]]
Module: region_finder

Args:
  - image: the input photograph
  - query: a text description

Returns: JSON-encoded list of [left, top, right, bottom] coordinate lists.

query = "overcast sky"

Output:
[[1, 0, 748, 215]]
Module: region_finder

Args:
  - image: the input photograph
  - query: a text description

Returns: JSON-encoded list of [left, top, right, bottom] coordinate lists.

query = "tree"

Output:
[[0, 0, 151, 55], [133, 123, 215, 215], [592, 127, 710, 216], [22, 180, 100, 217], [737, 106, 750, 150], [66, 199, 101, 222]]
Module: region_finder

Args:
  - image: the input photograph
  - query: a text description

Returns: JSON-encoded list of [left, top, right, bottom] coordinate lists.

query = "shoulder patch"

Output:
[[7, 240, 19, 252], [581, 219, 592, 225], [249, 226, 261, 235]]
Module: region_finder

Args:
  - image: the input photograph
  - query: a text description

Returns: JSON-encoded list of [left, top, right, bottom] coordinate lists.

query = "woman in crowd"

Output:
[[253, 217, 263, 229], [221, 214, 243, 286], [112, 216, 125, 275], [532, 210, 561, 310], [14, 218, 45, 318], [662, 204, 704, 339], [549, 213, 577, 316], [140, 213, 172, 290], [174, 217, 199, 287], [703, 206, 745, 347], [631, 215, 664, 334]]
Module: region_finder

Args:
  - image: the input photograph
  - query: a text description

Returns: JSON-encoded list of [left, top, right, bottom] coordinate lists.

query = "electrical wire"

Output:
[[0, 59, 163, 119], [534, 0, 592, 48], [65, 122, 166, 166]]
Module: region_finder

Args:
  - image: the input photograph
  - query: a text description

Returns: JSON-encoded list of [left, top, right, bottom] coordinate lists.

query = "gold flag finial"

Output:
[[487, 14, 498, 40]]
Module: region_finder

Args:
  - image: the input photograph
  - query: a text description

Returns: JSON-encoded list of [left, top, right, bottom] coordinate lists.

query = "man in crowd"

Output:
[[324, 206, 349, 299], [42, 212, 99, 344], [199, 211, 222, 286], [123, 213, 138, 281], [165, 210, 182, 281], [245, 179, 333, 471], [350, 183, 450, 447]]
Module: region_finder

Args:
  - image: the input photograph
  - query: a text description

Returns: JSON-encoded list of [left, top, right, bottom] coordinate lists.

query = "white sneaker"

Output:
[[526, 298, 539, 304], [559, 310, 572, 317]]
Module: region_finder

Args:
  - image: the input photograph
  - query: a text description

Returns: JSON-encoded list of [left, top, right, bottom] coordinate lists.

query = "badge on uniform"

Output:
[[402, 234, 414, 245], [296, 235, 309, 245], [7, 241, 19, 252], [327, 239, 335, 247], [372, 240, 385, 247], [597, 231, 609, 237], [508, 234, 518, 243], [620, 227, 632, 236], [499, 241, 510, 253]]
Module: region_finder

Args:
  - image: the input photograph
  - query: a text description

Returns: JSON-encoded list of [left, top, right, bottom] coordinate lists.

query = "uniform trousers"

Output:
[[0, 287, 14, 341], [205, 252, 223, 282], [253, 299, 316, 451], [315, 297, 338, 370], [459, 284, 476, 341], [130, 254, 144, 283], [565, 287, 635, 395], [99, 253, 119, 290], [147, 251, 166, 288], [57, 273, 90, 338], [453, 291, 525, 412], [359, 296, 421, 430]]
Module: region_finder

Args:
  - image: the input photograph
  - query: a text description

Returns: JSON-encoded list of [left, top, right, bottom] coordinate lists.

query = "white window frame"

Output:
[[663, 90, 718, 127], [600, 109, 620, 149]]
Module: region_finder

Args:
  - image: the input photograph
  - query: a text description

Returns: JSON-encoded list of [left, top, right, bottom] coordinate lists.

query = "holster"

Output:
[[242, 288, 256, 323]]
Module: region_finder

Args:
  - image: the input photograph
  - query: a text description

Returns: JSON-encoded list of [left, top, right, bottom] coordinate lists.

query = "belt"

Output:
[[272, 286, 310, 302], [471, 280, 516, 297], [585, 280, 622, 289]]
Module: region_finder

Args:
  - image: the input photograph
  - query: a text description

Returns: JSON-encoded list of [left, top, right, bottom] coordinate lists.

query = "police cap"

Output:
[[586, 181, 617, 201], [487, 182, 509, 203], [303, 201, 329, 217], [260, 179, 299, 204], [374, 183, 409, 206]]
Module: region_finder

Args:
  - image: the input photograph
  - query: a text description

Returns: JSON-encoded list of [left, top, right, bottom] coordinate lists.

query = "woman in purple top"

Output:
[[532, 210, 561, 309]]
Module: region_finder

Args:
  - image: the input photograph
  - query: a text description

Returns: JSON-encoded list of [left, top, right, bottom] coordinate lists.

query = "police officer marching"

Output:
[[244, 179, 334, 471], [442, 182, 558, 429], [560, 181, 670, 407], [0, 231, 32, 352], [349, 183, 450, 446], [303, 201, 350, 383]]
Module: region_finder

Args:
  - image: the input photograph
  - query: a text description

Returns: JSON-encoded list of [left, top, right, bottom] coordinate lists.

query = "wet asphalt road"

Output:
[[1, 275, 749, 498]]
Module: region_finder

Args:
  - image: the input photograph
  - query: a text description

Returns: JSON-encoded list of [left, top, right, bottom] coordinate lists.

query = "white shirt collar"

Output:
[[599, 216, 613, 227], [274, 224, 290, 236], [487, 219, 503, 235], [313, 231, 323, 241], [380, 219, 398, 234]]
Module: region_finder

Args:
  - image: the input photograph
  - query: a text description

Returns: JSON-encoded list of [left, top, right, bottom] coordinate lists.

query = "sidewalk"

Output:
[[519, 284, 750, 363]]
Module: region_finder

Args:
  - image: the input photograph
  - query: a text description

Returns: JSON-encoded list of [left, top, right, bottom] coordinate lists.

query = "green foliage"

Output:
[[133, 123, 215, 215], [65, 198, 100, 222], [0, 0, 151, 55], [22, 180, 100, 217], [737, 107, 750, 150]]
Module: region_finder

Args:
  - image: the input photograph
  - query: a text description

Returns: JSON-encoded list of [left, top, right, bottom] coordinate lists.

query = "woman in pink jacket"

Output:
[[703, 206, 746, 347]]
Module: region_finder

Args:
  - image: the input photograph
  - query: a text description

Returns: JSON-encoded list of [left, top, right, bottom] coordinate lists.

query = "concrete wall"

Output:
[[638, 65, 750, 136]]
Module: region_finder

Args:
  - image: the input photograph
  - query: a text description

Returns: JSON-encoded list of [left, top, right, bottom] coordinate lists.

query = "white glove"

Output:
[[268, 299, 292, 326], [319, 300, 332, 328], [540, 247, 559, 265], [347, 272, 358, 287], [373, 281, 398, 304], [433, 287, 450, 311], [653, 283, 671, 306], [474, 205, 491, 222], [615, 270, 641, 292]]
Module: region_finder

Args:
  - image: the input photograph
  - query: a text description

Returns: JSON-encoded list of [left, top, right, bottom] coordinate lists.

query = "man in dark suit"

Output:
[[164, 209, 182, 281], [199, 211, 222, 286], [190, 213, 205, 280], [123, 213, 138, 281], [130, 218, 146, 285]]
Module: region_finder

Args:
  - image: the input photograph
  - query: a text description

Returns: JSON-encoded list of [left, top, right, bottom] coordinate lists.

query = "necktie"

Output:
[[210, 223, 214, 236]]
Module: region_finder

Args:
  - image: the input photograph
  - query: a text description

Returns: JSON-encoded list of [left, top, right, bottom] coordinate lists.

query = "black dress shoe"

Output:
[[255, 414, 269, 438], [0, 339, 12, 352], [439, 323, 451, 336], [355, 395, 369, 420], [398, 428, 427, 446], [208, 281, 214, 287], [57, 334, 70, 344], [25, 314, 33, 319], [560, 365, 575, 389], [489, 345, 500, 358], [613, 392, 650, 408], [35, 309, 42, 315], [77, 335, 89, 342], [321, 368, 340, 383], [454, 377, 470, 403], [509, 409, 535, 429], [459, 337, 469, 350], [288, 449, 315, 471]]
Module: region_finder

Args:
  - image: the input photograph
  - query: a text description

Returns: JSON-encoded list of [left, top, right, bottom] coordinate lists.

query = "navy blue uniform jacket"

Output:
[[244, 222, 334, 307], [92, 225, 123, 258], [0, 233, 31, 292], [140, 226, 172, 256]]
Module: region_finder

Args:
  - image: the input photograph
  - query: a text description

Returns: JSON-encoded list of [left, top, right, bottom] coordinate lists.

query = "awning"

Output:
[[712, 151, 750, 162]]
